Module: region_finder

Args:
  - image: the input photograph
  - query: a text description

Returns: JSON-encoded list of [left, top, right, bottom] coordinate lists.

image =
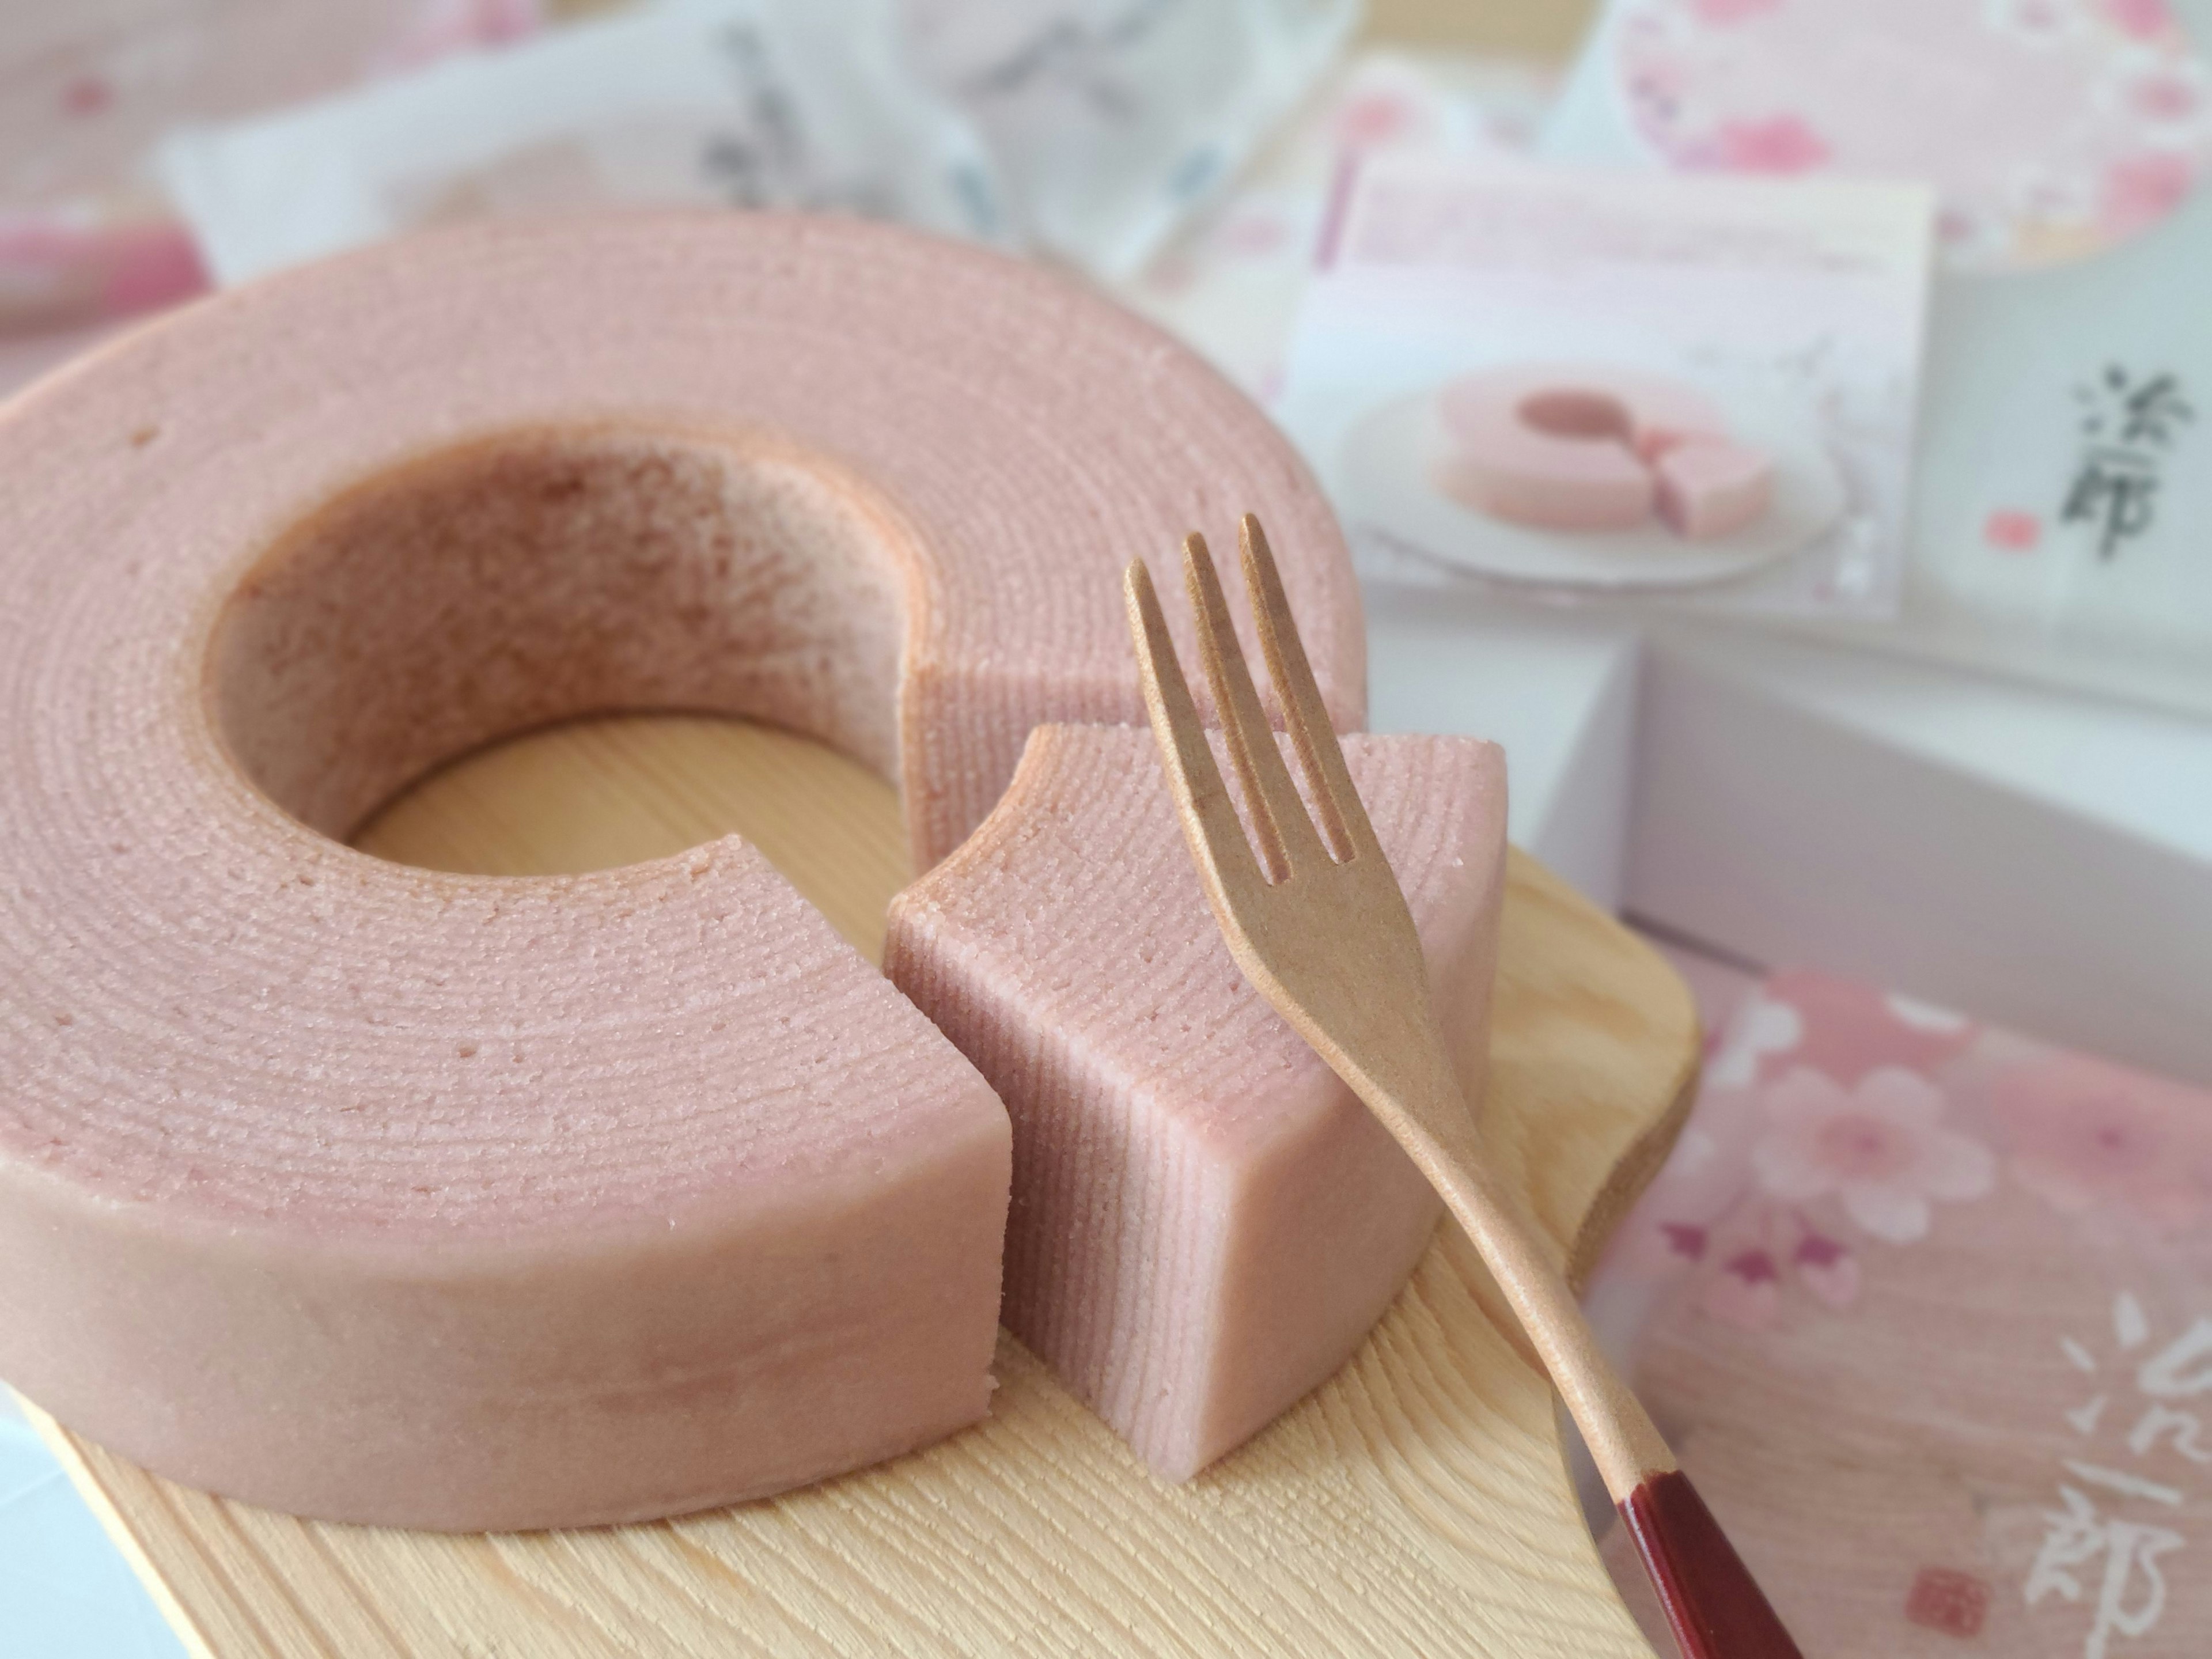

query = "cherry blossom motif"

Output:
[[1603, 1082, 1766, 1281], [1707, 994, 1804, 1090], [1753, 1067, 1996, 1242], [1764, 972, 1978, 1087], [1618, 0, 2212, 271], [2127, 65, 2206, 126], [1669, 1126, 1724, 1180], [1793, 1229, 1862, 1306], [2104, 0, 2181, 40], [1706, 115, 1831, 173], [1605, 1205, 1707, 1280], [1673, 1205, 1865, 1325], [2100, 149, 2198, 234], [1993, 1054, 2212, 1229], [2101, 50, 2210, 133], [1700, 1247, 1782, 1328]]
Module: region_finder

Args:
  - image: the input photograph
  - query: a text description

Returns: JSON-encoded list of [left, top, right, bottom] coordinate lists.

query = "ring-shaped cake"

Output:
[[0, 212, 1362, 1528]]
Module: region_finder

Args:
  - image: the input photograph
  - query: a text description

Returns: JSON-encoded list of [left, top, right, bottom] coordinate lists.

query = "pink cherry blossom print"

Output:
[[1753, 1067, 1995, 1242], [1793, 1229, 1862, 1306], [1709, 115, 1830, 173], [1706, 993, 1804, 1090], [1608, 1206, 1714, 1279], [1613, 0, 2212, 270], [1992, 1053, 2212, 1228], [1701, 1248, 1783, 1328], [1608, 1085, 1767, 1282], [2108, 56, 2208, 130], [1763, 972, 1978, 1087], [2100, 148, 2197, 233], [2104, 0, 2179, 39]]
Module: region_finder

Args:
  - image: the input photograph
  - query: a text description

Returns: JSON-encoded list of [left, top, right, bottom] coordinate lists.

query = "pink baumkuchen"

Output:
[[1434, 364, 1772, 539], [886, 726, 1506, 1479], [0, 212, 1361, 1529]]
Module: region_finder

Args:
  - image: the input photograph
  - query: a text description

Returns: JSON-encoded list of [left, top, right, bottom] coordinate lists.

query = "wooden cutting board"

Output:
[[25, 713, 1696, 1659]]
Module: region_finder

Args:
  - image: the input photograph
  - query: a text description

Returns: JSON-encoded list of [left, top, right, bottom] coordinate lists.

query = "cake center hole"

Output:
[[206, 425, 915, 934], [353, 713, 910, 961], [1517, 389, 1634, 442]]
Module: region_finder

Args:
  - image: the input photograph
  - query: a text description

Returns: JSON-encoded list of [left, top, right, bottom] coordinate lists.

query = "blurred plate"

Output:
[[1338, 383, 1847, 590]]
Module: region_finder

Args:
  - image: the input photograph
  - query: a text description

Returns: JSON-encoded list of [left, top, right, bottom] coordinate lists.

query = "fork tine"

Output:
[[1183, 533, 1330, 883], [1240, 514, 1381, 863], [1124, 559, 1265, 902]]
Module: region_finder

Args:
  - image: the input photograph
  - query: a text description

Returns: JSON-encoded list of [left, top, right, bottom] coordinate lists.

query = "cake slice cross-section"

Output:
[[885, 724, 1508, 1479]]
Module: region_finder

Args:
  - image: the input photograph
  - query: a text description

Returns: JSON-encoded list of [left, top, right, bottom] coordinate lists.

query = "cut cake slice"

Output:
[[886, 724, 1507, 1478]]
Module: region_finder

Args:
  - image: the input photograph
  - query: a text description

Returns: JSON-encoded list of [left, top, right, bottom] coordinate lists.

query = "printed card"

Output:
[[1275, 151, 1933, 618], [1586, 969, 2212, 1657]]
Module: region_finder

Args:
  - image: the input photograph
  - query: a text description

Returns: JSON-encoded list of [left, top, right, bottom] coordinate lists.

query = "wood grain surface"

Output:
[[26, 712, 1696, 1658]]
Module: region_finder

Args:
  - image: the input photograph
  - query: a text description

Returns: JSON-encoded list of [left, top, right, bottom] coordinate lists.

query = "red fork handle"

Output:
[[1616, 1470, 1805, 1659]]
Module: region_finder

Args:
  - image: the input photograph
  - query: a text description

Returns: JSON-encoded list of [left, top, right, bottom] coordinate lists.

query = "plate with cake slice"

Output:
[[1338, 364, 1850, 592]]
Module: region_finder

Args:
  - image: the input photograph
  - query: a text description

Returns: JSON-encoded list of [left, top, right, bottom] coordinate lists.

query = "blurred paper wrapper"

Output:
[[903, 0, 1364, 278], [157, 0, 1009, 287], [0, 0, 546, 334], [146, 0, 1373, 294]]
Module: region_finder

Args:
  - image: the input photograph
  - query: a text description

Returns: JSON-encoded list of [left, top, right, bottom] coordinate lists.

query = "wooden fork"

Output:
[[1124, 516, 1803, 1659]]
